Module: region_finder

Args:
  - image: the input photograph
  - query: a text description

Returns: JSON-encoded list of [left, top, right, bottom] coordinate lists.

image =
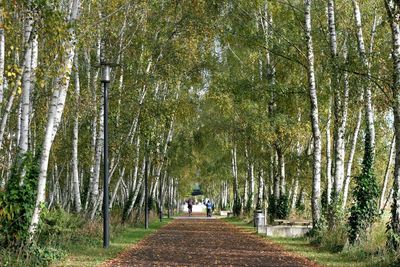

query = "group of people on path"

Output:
[[186, 198, 214, 217]]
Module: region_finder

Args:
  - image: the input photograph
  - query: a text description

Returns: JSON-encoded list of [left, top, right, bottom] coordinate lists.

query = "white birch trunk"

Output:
[[278, 149, 286, 196], [385, 0, 400, 237], [231, 145, 240, 212], [326, 96, 332, 204], [342, 107, 362, 209], [109, 167, 125, 210], [19, 6, 34, 155], [305, 0, 322, 225], [0, 83, 18, 150], [273, 150, 280, 200], [292, 139, 302, 210], [90, 91, 104, 213], [29, 0, 80, 238], [352, 0, 376, 158], [72, 53, 81, 213], [380, 135, 395, 210], [257, 169, 264, 209]]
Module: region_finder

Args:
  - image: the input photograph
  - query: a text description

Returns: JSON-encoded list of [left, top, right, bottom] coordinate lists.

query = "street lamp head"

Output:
[[101, 63, 111, 83]]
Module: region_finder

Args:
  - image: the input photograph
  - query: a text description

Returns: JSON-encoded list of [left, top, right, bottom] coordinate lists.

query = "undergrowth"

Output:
[[0, 208, 154, 267]]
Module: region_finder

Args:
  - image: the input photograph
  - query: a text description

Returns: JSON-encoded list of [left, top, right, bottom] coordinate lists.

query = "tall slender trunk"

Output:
[[304, 0, 322, 226], [326, 97, 332, 204], [29, 0, 80, 238], [385, 1, 400, 246], [256, 168, 264, 210], [273, 150, 280, 200], [277, 148, 286, 196], [352, 0, 376, 159], [19, 5, 34, 156], [109, 167, 125, 210], [231, 145, 240, 215], [90, 83, 104, 214], [244, 145, 254, 210], [342, 107, 362, 209], [0, 83, 18, 150], [380, 135, 395, 210], [72, 53, 81, 213], [327, 0, 347, 198]]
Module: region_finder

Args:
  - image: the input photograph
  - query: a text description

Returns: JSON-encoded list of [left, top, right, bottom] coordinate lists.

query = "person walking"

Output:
[[187, 198, 193, 216], [206, 200, 213, 217]]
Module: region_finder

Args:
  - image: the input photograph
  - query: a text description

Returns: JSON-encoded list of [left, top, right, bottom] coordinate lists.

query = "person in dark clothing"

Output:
[[187, 199, 193, 216], [206, 200, 213, 217]]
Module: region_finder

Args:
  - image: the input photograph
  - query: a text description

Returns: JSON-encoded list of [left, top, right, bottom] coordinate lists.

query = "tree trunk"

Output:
[[304, 0, 322, 226], [19, 5, 34, 156], [90, 89, 104, 214], [342, 107, 362, 209], [256, 168, 264, 210], [273, 150, 280, 200], [380, 135, 395, 210], [385, 1, 400, 247], [29, 0, 80, 238], [109, 167, 125, 210], [72, 52, 81, 213], [277, 148, 286, 196], [326, 96, 332, 204], [352, 0, 376, 159], [231, 145, 240, 215]]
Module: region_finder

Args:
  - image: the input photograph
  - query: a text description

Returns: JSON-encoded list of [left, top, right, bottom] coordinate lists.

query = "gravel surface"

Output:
[[101, 217, 320, 267]]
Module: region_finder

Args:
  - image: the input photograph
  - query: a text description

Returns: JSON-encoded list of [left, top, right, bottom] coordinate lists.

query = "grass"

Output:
[[223, 217, 397, 267], [52, 218, 172, 267]]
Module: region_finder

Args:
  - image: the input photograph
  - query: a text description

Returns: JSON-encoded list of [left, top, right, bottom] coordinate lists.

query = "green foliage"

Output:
[[387, 184, 400, 251], [348, 130, 379, 245], [0, 152, 39, 248], [295, 193, 305, 214], [268, 194, 290, 220], [0, 243, 64, 267], [233, 195, 242, 216]]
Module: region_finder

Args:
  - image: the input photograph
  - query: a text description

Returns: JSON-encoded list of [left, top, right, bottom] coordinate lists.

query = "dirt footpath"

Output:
[[101, 217, 319, 267]]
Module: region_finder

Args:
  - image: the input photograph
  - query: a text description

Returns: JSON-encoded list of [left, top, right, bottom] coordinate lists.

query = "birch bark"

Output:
[[304, 0, 322, 226], [231, 145, 240, 215], [19, 5, 34, 155], [326, 97, 332, 204], [342, 107, 362, 209], [29, 0, 80, 238], [380, 135, 395, 210], [385, 0, 400, 243], [352, 0, 376, 159], [72, 53, 81, 213]]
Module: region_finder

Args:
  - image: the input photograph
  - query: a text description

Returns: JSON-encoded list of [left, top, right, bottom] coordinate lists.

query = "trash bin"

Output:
[[254, 210, 265, 228]]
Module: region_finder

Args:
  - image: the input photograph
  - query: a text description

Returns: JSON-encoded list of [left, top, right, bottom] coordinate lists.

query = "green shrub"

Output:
[[0, 152, 39, 248], [348, 129, 379, 245], [276, 194, 290, 219], [233, 195, 242, 216], [268, 194, 290, 220]]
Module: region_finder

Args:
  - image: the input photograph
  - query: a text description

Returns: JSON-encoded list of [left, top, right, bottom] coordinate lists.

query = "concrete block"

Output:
[[257, 225, 312, 237]]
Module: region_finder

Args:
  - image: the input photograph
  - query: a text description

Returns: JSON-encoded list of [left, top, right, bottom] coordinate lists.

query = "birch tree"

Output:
[[29, 0, 80, 238], [304, 0, 322, 226]]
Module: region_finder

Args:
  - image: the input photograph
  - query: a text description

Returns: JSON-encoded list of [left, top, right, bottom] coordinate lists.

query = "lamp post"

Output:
[[101, 63, 111, 249]]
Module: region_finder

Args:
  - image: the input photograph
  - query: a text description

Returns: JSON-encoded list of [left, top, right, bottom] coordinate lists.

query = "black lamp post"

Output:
[[101, 62, 111, 249]]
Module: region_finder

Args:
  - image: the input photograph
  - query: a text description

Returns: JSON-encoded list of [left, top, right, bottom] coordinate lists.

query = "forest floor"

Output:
[[101, 214, 319, 267]]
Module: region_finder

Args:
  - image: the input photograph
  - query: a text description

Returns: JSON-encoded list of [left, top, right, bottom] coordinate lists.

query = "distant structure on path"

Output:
[[191, 183, 203, 196]]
